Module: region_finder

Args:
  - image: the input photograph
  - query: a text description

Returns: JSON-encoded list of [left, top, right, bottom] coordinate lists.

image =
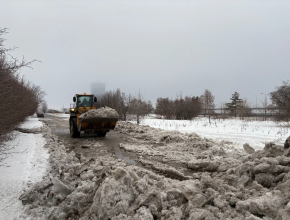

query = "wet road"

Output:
[[41, 113, 139, 165]]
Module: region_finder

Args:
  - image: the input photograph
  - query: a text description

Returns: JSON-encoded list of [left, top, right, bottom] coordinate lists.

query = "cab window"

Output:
[[77, 96, 93, 108]]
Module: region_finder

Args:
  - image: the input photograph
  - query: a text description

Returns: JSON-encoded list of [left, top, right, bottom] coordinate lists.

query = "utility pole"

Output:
[[256, 96, 257, 108], [261, 93, 267, 121]]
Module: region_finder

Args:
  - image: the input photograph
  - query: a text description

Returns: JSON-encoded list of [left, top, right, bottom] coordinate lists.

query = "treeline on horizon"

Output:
[[95, 84, 290, 122], [95, 90, 202, 122], [0, 28, 45, 155]]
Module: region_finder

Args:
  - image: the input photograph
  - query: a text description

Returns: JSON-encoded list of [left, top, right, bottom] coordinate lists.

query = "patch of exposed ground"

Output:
[[20, 121, 290, 220]]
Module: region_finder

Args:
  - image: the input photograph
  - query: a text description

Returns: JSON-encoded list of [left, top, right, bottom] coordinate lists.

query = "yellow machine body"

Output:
[[69, 93, 117, 137]]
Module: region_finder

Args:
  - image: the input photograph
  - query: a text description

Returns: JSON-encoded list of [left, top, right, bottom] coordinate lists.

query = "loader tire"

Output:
[[97, 131, 107, 137], [70, 118, 80, 138]]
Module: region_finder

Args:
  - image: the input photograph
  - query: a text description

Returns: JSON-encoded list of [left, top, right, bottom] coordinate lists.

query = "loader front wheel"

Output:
[[70, 119, 80, 138]]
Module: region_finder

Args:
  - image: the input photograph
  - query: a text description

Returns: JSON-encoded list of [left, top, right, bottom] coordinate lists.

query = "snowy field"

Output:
[[140, 117, 290, 150], [0, 117, 48, 220]]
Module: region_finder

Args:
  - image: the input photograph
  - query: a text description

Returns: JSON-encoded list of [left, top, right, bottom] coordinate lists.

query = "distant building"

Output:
[[90, 82, 105, 96]]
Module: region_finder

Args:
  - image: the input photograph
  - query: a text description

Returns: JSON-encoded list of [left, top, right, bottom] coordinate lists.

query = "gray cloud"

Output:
[[1, 0, 289, 109]]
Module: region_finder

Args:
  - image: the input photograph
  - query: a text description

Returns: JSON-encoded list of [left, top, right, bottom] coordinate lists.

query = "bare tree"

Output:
[[41, 101, 48, 113], [238, 99, 252, 119], [270, 81, 290, 121], [155, 98, 174, 119], [260, 95, 268, 121], [200, 89, 215, 123], [121, 92, 132, 121], [130, 90, 144, 124], [145, 100, 154, 116]]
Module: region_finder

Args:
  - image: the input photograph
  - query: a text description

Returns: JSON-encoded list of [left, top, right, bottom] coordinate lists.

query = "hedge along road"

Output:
[[41, 113, 140, 166]]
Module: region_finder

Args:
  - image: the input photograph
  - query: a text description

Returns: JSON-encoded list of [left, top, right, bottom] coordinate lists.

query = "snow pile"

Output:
[[79, 107, 119, 120], [18, 117, 43, 129], [0, 117, 48, 220], [20, 121, 290, 220]]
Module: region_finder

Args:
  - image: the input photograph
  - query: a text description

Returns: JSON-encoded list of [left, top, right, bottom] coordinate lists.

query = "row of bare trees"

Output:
[[93, 83, 290, 123], [95, 89, 154, 124], [155, 95, 201, 120], [0, 27, 45, 161], [154, 89, 253, 122], [95, 83, 290, 122]]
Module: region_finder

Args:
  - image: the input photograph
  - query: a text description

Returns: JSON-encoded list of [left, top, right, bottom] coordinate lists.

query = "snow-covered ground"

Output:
[[0, 117, 48, 220], [45, 113, 69, 119], [140, 117, 290, 150]]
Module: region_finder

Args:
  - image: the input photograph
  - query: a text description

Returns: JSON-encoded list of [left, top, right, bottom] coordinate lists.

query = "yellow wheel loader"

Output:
[[69, 93, 118, 138]]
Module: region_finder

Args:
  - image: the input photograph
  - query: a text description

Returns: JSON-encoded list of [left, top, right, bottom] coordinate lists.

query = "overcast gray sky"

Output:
[[1, 0, 290, 109]]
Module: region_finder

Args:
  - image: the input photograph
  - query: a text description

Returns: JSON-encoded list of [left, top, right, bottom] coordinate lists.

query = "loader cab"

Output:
[[76, 95, 93, 108], [72, 94, 97, 109]]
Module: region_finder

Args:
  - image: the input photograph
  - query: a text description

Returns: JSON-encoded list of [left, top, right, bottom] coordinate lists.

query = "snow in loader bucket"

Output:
[[78, 107, 119, 132]]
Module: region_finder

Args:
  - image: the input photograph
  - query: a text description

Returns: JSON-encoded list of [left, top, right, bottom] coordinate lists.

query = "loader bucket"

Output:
[[78, 117, 118, 132]]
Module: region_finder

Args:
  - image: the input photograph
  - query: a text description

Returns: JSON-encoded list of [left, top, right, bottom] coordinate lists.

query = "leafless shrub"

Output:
[[0, 27, 44, 162], [238, 98, 252, 120], [155, 94, 201, 120]]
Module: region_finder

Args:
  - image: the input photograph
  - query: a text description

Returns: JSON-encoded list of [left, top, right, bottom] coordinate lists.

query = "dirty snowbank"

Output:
[[20, 121, 290, 219], [79, 107, 119, 120], [0, 117, 48, 220]]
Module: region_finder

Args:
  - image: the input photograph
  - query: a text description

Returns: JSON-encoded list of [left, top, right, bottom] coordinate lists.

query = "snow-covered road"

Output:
[[0, 117, 48, 220]]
